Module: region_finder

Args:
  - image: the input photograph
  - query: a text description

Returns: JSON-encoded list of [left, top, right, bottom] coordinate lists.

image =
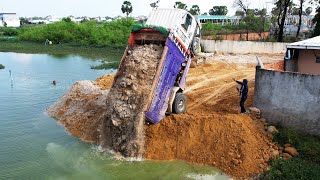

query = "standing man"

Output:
[[233, 78, 248, 113]]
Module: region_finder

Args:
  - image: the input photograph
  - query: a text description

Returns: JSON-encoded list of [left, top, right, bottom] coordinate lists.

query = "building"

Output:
[[0, 13, 20, 27], [283, 15, 314, 35], [196, 15, 241, 25], [285, 36, 320, 75]]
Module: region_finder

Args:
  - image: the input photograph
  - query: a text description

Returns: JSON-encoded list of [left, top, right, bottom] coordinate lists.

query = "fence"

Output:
[[254, 67, 320, 136], [201, 40, 288, 54]]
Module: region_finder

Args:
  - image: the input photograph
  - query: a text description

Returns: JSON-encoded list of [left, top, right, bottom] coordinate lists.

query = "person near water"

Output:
[[233, 78, 248, 113]]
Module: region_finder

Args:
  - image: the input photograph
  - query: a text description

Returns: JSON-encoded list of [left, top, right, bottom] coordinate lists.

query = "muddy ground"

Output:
[[48, 53, 283, 179]]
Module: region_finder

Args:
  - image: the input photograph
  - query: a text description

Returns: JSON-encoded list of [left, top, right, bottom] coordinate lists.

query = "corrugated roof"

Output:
[[287, 36, 320, 50], [196, 15, 241, 20]]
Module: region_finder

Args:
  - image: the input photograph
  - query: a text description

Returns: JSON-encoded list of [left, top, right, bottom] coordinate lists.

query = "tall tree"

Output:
[[273, 0, 292, 42], [209, 6, 228, 15], [189, 5, 201, 15], [296, 0, 304, 38], [121, 1, 133, 19], [313, 7, 320, 37], [174, 1, 187, 10]]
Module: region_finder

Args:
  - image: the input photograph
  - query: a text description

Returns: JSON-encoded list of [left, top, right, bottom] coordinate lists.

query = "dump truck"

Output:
[[115, 8, 201, 124]]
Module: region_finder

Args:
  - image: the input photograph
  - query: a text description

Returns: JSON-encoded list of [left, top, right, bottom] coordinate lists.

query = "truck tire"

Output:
[[191, 37, 201, 55], [172, 93, 187, 114]]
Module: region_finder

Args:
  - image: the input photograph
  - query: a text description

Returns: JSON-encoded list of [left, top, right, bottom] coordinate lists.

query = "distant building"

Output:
[[45, 15, 61, 24], [196, 15, 241, 25], [283, 15, 314, 35], [0, 13, 20, 27]]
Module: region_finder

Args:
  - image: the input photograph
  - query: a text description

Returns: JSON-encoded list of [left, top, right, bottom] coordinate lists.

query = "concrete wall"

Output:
[[254, 67, 320, 136], [201, 40, 288, 54], [298, 49, 320, 75]]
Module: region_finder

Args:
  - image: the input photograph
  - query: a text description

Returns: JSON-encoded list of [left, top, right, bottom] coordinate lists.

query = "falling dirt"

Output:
[[100, 44, 163, 158], [48, 54, 283, 179]]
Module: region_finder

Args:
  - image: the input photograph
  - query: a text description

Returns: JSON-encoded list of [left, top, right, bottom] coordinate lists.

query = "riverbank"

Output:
[[0, 40, 124, 59], [0, 41, 124, 70]]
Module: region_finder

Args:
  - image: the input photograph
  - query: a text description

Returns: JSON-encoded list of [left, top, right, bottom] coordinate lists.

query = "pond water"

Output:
[[0, 52, 228, 179]]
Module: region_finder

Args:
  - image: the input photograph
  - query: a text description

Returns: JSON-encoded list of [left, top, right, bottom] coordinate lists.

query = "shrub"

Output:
[[18, 18, 135, 48]]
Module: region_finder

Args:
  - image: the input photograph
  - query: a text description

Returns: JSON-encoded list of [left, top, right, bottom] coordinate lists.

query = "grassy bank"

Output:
[[0, 40, 123, 58], [264, 128, 320, 179], [0, 41, 124, 70]]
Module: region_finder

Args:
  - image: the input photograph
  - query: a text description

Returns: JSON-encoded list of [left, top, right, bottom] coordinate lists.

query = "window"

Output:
[[182, 14, 192, 31]]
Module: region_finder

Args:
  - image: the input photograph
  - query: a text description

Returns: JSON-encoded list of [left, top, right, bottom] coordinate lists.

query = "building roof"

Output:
[[287, 36, 320, 50], [196, 15, 241, 20]]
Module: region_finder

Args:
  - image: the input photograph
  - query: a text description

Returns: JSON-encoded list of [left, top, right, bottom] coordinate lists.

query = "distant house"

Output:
[[0, 13, 20, 27], [285, 36, 320, 75], [45, 15, 61, 24], [196, 15, 241, 25]]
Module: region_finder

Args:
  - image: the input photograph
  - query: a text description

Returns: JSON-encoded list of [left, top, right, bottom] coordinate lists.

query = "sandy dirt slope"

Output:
[[144, 60, 280, 179]]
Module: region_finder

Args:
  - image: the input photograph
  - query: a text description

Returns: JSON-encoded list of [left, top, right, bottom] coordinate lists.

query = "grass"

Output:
[[0, 64, 5, 69], [263, 127, 320, 179]]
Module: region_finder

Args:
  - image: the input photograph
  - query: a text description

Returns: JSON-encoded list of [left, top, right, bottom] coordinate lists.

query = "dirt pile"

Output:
[[47, 79, 112, 143], [100, 44, 163, 158], [144, 61, 278, 179]]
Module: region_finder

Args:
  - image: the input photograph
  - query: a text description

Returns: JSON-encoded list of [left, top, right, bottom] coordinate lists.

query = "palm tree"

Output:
[[121, 1, 133, 19]]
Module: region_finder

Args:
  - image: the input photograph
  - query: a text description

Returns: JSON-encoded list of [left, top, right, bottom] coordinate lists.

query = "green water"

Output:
[[0, 52, 228, 179]]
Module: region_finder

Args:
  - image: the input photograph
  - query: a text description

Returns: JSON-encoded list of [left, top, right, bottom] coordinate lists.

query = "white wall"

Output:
[[201, 40, 289, 54]]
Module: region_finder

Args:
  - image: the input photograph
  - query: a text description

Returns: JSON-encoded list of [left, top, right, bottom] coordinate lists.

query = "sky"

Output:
[[1, 0, 274, 18]]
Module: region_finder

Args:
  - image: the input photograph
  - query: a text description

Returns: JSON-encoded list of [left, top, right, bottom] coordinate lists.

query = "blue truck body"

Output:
[[145, 39, 187, 123]]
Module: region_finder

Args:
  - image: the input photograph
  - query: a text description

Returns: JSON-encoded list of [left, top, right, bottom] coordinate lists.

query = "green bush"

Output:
[[0, 28, 18, 36], [18, 18, 135, 48], [0, 64, 5, 69]]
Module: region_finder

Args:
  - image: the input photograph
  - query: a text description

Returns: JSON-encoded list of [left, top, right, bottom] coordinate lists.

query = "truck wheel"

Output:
[[173, 93, 187, 114], [192, 37, 201, 55]]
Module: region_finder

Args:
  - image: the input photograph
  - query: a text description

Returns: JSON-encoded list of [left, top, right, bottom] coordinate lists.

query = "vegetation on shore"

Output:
[[0, 64, 5, 69], [0, 18, 134, 49], [264, 128, 320, 179]]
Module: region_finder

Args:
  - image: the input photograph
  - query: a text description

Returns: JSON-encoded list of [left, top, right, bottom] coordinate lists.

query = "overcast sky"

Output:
[[1, 0, 275, 17]]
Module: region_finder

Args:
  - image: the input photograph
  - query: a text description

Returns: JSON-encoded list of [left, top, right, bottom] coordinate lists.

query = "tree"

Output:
[[121, 1, 133, 19], [189, 5, 201, 15], [62, 17, 72, 22], [296, 0, 304, 38], [174, 1, 187, 10], [233, 0, 250, 14], [202, 12, 208, 15], [312, 7, 320, 37], [272, 0, 292, 42], [235, 10, 245, 17], [209, 6, 228, 15]]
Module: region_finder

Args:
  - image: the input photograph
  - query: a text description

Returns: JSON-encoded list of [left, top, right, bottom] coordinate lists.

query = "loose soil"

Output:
[[100, 44, 163, 158], [144, 62, 279, 179], [48, 54, 282, 179]]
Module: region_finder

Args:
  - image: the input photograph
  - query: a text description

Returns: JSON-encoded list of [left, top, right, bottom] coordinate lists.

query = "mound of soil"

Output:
[[100, 44, 163, 157], [47, 80, 112, 143]]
